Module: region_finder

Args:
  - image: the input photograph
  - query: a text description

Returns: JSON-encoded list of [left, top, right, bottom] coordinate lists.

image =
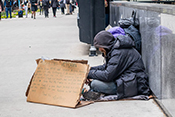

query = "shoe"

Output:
[[34, 17, 36, 19], [65, 13, 70, 15], [83, 91, 101, 101], [31, 16, 33, 18]]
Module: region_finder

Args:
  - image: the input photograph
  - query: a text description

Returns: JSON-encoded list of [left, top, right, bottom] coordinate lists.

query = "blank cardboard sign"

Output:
[[27, 59, 90, 108]]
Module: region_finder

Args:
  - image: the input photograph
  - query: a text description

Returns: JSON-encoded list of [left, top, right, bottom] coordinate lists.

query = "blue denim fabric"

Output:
[[5, 7, 12, 18], [90, 80, 117, 95]]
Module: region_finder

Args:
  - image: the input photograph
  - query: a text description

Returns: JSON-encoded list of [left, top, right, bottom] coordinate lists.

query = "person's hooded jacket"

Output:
[[88, 31, 150, 99]]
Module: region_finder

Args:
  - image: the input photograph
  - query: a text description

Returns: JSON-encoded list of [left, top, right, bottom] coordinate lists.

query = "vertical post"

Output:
[[89, 0, 97, 56]]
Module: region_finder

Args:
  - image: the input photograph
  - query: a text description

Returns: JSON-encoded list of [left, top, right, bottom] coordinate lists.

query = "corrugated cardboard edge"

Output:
[[25, 58, 41, 97], [26, 58, 93, 108], [75, 101, 94, 108]]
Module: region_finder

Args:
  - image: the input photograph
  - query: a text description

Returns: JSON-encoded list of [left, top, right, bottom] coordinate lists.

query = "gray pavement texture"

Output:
[[0, 9, 166, 117]]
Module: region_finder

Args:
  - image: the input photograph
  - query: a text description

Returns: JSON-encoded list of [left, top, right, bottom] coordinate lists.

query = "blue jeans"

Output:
[[90, 80, 117, 95], [6, 7, 12, 18]]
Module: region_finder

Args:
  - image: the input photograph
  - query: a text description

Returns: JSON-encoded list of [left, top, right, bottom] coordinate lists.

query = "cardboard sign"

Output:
[[26, 59, 91, 108]]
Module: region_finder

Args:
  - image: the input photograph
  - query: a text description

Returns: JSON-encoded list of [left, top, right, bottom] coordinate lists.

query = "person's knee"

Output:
[[90, 80, 101, 89]]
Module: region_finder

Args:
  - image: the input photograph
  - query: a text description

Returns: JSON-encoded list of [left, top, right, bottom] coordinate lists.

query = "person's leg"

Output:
[[40, 6, 41, 15], [65, 4, 70, 14], [61, 7, 63, 14], [90, 79, 117, 95], [54, 8, 57, 16], [34, 11, 36, 19], [42, 7, 43, 14], [9, 7, 12, 18], [69, 4, 72, 14], [44, 7, 46, 17], [31, 11, 34, 18], [5, 7, 8, 18], [46, 8, 48, 17], [25, 6, 28, 17], [52, 7, 54, 16]]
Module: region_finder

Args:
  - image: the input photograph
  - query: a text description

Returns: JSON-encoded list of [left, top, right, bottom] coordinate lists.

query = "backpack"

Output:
[[124, 25, 141, 53]]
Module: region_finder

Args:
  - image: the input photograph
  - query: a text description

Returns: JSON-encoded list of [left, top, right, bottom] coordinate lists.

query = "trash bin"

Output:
[[77, 0, 105, 56]]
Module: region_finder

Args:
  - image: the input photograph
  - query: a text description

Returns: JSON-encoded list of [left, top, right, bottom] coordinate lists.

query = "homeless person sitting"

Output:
[[83, 30, 150, 100]]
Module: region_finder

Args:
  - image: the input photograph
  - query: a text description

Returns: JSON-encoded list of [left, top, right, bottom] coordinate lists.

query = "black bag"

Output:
[[118, 10, 139, 30], [116, 73, 138, 99], [124, 25, 141, 53]]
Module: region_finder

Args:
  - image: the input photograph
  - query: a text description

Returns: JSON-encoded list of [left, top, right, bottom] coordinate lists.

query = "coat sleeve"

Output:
[[90, 64, 106, 70], [87, 50, 127, 82]]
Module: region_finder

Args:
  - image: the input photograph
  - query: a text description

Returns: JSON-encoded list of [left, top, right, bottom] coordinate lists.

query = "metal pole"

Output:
[[89, 0, 97, 56]]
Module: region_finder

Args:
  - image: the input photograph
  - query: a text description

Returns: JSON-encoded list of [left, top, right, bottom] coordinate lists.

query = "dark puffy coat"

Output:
[[51, 0, 58, 8], [88, 31, 150, 99]]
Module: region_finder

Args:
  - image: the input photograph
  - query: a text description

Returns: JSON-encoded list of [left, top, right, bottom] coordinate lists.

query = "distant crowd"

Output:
[[0, 0, 77, 20]]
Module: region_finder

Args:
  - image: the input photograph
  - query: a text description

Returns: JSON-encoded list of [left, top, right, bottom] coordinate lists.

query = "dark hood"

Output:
[[94, 31, 115, 50]]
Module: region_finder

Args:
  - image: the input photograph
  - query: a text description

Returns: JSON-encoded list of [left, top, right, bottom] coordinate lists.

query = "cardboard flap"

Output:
[[27, 59, 89, 108]]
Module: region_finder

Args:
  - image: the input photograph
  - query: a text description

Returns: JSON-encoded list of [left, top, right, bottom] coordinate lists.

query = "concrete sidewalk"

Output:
[[0, 9, 166, 117]]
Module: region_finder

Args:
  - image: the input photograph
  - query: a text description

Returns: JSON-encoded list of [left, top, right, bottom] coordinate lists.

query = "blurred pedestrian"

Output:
[[23, 0, 28, 18], [59, 0, 65, 14], [43, 0, 50, 18], [64, 0, 70, 15], [38, 0, 43, 15], [0, 0, 4, 21], [71, 0, 75, 13], [28, 2, 31, 14], [51, 0, 58, 17], [12, 0, 17, 11], [30, 0, 38, 19], [4, 0, 13, 18]]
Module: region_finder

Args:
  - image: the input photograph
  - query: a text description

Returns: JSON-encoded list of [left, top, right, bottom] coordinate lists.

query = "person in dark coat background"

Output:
[[0, 0, 4, 20], [59, 0, 65, 14], [30, 0, 38, 19], [43, 0, 50, 18], [51, 0, 58, 17], [83, 30, 150, 100], [38, 0, 43, 15]]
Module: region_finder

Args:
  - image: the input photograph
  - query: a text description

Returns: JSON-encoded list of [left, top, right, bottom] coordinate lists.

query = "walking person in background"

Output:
[[51, 0, 58, 17], [12, 0, 17, 11], [64, 0, 70, 15], [59, 0, 65, 14], [38, 0, 43, 15], [71, 0, 75, 13], [30, 0, 38, 19], [4, 0, 13, 18], [0, 0, 4, 21], [28, 1, 31, 14], [43, 0, 50, 18], [23, 0, 28, 18]]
